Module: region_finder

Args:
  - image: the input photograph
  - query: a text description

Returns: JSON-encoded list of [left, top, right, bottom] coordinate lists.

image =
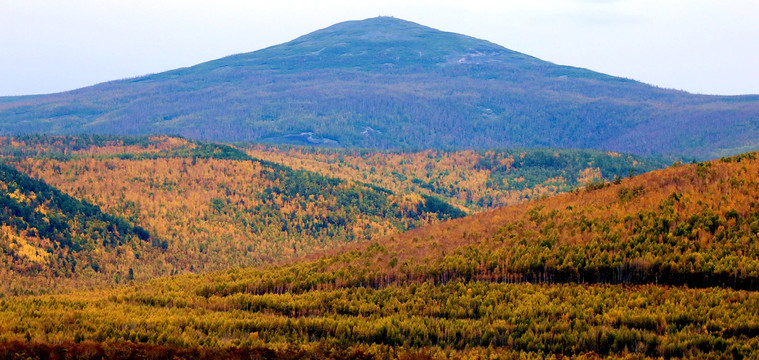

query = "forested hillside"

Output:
[[0, 136, 463, 295], [0, 162, 151, 295], [0, 17, 758, 158], [1, 135, 665, 295], [2, 151, 759, 359], [248, 145, 666, 211], [249, 152, 759, 292]]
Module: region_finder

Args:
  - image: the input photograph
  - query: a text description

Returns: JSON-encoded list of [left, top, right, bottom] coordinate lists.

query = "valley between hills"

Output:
[[1, 16, 759, 360]]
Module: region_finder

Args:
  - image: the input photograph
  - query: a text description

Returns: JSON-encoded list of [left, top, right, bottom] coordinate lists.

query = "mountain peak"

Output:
[[311, 16, 430, 33], [216, 16, 529, 71], [303, 16, 460, 41]]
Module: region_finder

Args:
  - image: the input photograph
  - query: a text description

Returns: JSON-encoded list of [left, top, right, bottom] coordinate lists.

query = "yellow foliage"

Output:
[[578, 167, 603, 186], [2, 225, 50, 264]]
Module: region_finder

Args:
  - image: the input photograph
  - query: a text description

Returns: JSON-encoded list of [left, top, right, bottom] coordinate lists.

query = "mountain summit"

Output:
[[217, 17, 536, 71], [1, 17, 758, 158]]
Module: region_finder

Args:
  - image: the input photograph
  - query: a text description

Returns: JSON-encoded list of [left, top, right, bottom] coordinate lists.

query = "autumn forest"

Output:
[[1, 15, 758, 360], [0, 133, 755, 359]]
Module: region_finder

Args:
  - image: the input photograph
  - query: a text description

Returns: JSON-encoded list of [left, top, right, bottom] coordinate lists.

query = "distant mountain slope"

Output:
[[0, 17, 757, 158]]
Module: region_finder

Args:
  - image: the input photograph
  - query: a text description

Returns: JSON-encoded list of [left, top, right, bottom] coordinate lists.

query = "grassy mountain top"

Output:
[[2, 152, 759, 358]]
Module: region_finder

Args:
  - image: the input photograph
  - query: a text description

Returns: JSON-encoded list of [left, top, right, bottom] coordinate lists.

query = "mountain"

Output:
[[3, 151, 759, 359], [0, 17, 757, 158]]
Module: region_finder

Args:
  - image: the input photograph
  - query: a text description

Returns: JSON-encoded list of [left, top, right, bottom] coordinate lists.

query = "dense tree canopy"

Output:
[[2, 144, 759, 358], [0, 136, 463, 295]]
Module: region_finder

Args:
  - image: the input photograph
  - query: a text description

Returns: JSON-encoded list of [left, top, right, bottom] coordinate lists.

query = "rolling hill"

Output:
[[0, 136, 666, 295], [187, 151, 759, 299], [246, 144, 667, 211], [2, 151, 759, 359], [0, 135, 465, 295], [0, 17, 757, 158], [0, 161, 151, 295]]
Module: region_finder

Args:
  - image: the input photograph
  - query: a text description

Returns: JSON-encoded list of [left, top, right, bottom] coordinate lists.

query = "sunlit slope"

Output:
[[2, 152, 759, 358], [0, 136, 463, 294], [2, 280, 758, 359], [3, 141, 759, 358], [200, 152, 759, 297], [0, 162, 152, 295], [247, 145, 667, 212]]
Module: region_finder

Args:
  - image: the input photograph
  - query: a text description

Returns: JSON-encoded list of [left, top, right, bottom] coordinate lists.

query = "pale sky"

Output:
[[1, 0, 758, 96]]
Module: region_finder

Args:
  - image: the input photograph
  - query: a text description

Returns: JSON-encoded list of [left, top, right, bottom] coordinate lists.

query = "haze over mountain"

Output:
[[1, 17, 757, 158]]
